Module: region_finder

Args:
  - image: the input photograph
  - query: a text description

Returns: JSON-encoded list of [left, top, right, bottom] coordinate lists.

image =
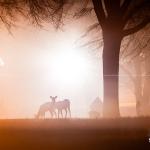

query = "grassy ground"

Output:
[[0, 118, 150, 150]]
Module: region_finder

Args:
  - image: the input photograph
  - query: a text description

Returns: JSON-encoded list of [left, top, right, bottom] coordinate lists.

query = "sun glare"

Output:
[[0, 57, 4, 67], [51, 45, 88, 85]]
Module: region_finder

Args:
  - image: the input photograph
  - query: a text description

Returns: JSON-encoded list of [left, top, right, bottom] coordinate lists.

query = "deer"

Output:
[[35, 101, 56, 119], [50, 96, 71, 118]]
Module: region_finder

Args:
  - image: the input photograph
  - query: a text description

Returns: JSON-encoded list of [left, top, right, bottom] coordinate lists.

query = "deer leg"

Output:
[[58, 110, 60, 118], [60, 110, 63, 118], [65, 109, 67, 118], [68, 107, 71, 118], [36, 109, 41, 119]]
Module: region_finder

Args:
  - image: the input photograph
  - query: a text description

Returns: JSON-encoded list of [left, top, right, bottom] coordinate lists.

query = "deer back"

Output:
[[55, 99, 70, 109]]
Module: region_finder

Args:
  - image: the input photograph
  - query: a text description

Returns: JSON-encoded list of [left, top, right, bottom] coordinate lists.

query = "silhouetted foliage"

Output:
[[76, 0, 150, 117], [0, 0, 73, 30], [121, 26, 150, 116]]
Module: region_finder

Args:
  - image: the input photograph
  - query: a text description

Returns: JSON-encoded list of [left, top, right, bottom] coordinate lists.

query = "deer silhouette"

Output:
[[50, 96, 71, 118], [35, 102, 56, 119]]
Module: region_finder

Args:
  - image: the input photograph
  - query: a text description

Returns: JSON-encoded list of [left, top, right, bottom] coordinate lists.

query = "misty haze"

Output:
[[0, 19, 137, 119], [0, 0, 149, 150]]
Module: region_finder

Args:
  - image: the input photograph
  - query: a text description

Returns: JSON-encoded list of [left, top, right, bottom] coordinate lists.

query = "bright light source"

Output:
[[50, 45, 88, 85], [0, 57, 4, 67]]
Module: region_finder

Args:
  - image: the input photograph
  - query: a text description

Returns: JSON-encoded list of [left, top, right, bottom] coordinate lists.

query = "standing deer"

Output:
[[35, 102, 56, 119], [50, 96, 71, 118]]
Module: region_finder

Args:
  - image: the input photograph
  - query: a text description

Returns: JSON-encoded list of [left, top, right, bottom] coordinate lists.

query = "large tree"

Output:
[[91, 0, 150, 117], [0, 0, 150, 117], [76, 0, 150, 117]]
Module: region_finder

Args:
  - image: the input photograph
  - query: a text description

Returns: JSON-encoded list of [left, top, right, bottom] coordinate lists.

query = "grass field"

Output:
[[0, 118, 150, 150]]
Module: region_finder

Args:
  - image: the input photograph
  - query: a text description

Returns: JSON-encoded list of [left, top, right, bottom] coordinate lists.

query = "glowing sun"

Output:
[[0, 57, 4, 67], [51, 45, 88, 85]]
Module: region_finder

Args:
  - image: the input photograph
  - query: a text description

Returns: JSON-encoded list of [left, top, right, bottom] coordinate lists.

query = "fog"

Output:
[[0, 19, 136, 119]]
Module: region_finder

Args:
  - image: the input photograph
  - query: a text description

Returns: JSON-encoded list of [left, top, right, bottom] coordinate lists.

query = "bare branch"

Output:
[[81, 22, 100, 38], [121, 0, 131, 15], [123, 17, 150, 36], [104, 0, 120, 16], [92, 0, 106, 28], [123, 0, 150, 22], [120, 35, 132, 59], [79, 38, 102, 48], [73, 0, 93, 19], [74, 7, 93, 19]]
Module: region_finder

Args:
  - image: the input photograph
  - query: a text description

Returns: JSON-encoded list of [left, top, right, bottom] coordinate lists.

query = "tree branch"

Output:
[[92, 0, 106, 28], [104, 0, 120, 16], [121, 0, 131, 15], [123, 0, 150, 23], [123, 17, 150, 36]]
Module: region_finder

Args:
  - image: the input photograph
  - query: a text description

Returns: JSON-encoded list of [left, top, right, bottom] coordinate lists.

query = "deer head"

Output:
[[50, 96, 57, 103]]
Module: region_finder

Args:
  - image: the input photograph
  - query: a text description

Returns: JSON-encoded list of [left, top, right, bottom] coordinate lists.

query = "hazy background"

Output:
[[0, 16, 136, 118]]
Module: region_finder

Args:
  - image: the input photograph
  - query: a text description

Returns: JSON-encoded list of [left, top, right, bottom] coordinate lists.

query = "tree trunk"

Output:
[[133, 57, 143, 116], [142, 55, 150, 115], [133, 55, 150, 116], [102, 31, 122, 118]]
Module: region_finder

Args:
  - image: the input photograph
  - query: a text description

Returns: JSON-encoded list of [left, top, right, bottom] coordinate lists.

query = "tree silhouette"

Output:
[[0, 0, 68, 30], [121, 26, 150, 116], [80, 23, 150, 116], [76, 0, 150, 117], [91, 0, 150, 117]]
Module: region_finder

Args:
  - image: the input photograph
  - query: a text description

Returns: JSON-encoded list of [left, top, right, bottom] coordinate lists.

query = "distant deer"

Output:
[[50, 96, 71, 118], [35, 102, 56, 119]]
